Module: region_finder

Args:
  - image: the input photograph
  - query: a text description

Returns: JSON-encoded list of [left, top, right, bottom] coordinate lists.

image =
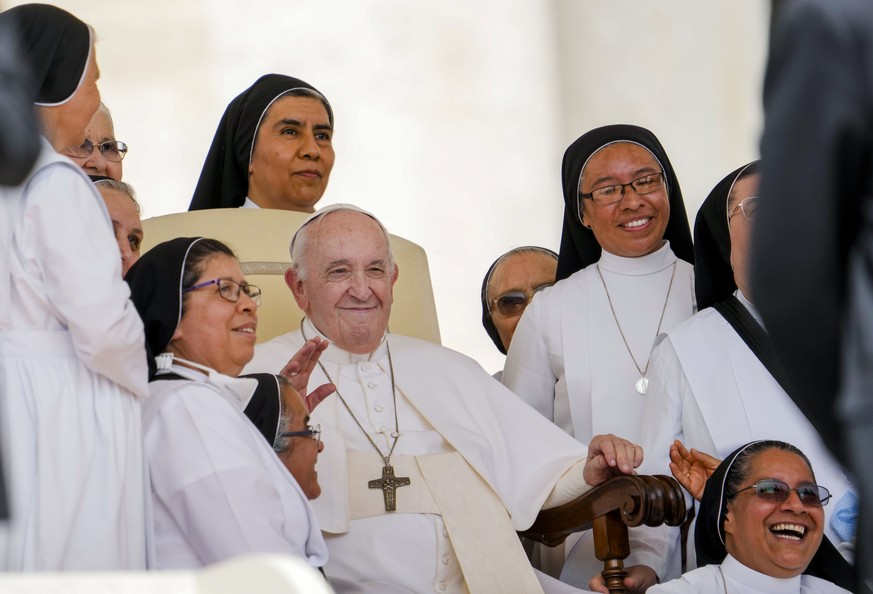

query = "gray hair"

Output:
[[94, 178, 141, 214], [724, 440, 815, 505], [290, 203, 395, 280]]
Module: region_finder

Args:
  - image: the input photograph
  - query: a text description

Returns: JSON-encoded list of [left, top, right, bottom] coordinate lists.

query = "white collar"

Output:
[[722, 554, 803, 593], [241, 196, 260, 209], [597, 240, 677, 276], [154, 353, 258, 412], [735, 289, 765, 327]]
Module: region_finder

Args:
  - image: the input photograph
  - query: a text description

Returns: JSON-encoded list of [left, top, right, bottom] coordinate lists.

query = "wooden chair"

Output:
[[520, 474, 687, 594], [141, 208, 441, 345]]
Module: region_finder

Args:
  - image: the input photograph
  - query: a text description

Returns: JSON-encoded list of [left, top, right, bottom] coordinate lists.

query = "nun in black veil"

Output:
[[125, 236, 334, 568], [637, 161, 857, 580], [189, 74, 335, 213], [0, 3, 150, 570], [503, 124, 696, 590], [652, 440, 853, 592]]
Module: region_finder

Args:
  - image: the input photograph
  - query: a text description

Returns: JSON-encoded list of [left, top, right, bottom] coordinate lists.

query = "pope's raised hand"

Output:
[[279, 337, 335, 412]]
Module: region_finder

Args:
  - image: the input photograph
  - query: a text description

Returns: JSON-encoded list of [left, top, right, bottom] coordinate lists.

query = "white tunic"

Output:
[[247, 320, 592, 594], [503, 242, 695, 579], [638, 292, 856, 552], [0, 143, 150, 570], [143, 364, 328, 569], [647, 554, 850, 593]]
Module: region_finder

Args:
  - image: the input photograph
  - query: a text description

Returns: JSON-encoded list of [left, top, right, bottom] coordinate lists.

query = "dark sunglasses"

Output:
[[729, 478, 831, 507], [490, 283, 552, 317]]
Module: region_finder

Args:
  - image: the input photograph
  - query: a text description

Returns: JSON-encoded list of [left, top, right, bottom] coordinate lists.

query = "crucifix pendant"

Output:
[[368, 464, 411, 512]]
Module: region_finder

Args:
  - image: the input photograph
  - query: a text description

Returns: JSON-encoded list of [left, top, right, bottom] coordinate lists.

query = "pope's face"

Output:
[[288, 210, 398, 354], [579, 142, 670, 258], [724, 448, 825, 578], [248, 95, 334, 212]]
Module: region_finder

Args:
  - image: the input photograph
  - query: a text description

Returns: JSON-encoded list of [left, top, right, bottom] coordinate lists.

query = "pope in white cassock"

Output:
[[638, 162, 856, 583], [246, 203, 645, 594]]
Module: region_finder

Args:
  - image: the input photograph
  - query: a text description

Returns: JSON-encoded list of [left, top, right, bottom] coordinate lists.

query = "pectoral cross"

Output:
[[369, 465, 410, 512]]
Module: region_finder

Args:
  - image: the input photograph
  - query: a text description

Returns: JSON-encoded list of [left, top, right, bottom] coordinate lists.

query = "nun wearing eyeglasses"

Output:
[[481, 246, 558, 377], [649, 440, 851, 593], [0, 4, 149, 570], [637, 162, 857, 575], [125, 237, 332, 569], [188, 74, 334, 213], [503, 125, 696, 589]]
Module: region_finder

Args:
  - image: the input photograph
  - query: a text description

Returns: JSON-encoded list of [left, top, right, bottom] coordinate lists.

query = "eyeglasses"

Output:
[[183, 278, 262, 306], [281, 424, 321, 446], [728, 196, 758, 222], [63, 138, 128, 162], [490, 283, 553, 317], [729, 478, 831, 507], [578, 172, 665, 210]]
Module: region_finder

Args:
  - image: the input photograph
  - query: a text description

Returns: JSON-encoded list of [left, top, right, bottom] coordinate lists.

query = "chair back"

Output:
[[141, 208, 441, 344]]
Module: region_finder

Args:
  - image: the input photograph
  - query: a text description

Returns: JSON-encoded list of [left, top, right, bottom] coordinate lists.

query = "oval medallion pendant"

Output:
[[635, 376, 649, 395]]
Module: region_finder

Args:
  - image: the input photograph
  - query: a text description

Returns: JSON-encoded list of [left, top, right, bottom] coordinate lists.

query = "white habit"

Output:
[[247, 319, 594, 594], [638, 291, 856, 554], [143, 362, 328, 569], [647, 554, 851, 593], [0, 143, 150, 570], [502, 242, 695, 580]]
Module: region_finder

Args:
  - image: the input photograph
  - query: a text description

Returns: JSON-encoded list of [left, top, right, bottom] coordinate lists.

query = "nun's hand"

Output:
[[279, 337, 335, 412], [669, 439, 720, 502], [589, 565, 657, 593], [584, 433, 643, 486]]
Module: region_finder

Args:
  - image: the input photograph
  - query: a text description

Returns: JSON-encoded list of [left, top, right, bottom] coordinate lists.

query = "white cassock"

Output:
[[0, 142, 150, 570], [142, 363, 328, 570], [639, 291, 856, 559], [647, 554, 851, 594], [502, 242, 695, 581], [247, 318, 595, 594]]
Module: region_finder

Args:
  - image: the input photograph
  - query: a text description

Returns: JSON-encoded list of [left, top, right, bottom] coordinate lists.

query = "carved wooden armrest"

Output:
[[519, 474, 687, 593]]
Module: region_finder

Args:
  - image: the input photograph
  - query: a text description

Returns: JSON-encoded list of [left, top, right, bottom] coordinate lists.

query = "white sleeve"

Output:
[[502, 295, 557, 421], [24, 163, 148, 397], [146, 383, 303, 564]]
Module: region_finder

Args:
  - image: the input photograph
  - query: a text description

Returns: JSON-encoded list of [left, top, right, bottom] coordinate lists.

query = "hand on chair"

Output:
[[589, 564, 658, 593], [583, 433, 644, 487]]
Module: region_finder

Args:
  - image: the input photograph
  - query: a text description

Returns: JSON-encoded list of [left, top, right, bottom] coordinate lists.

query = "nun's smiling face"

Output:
[[723, 449, 824, 578], [169, 255, 258, 376], [248, 95, 334, 213], [579, 142, 669, 258]]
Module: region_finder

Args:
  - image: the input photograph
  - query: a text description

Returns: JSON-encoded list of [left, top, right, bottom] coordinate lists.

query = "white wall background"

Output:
[[9, 0, 769, 374]]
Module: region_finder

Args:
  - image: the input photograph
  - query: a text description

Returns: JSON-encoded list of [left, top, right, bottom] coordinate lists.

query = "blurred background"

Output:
[[7, 0, 769, 373]]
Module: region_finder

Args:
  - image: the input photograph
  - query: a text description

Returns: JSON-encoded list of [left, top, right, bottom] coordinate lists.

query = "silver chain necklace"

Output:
[[301, 318, 409, 512], [595, 262, 677, 395], [718, 566, 729, 594]]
